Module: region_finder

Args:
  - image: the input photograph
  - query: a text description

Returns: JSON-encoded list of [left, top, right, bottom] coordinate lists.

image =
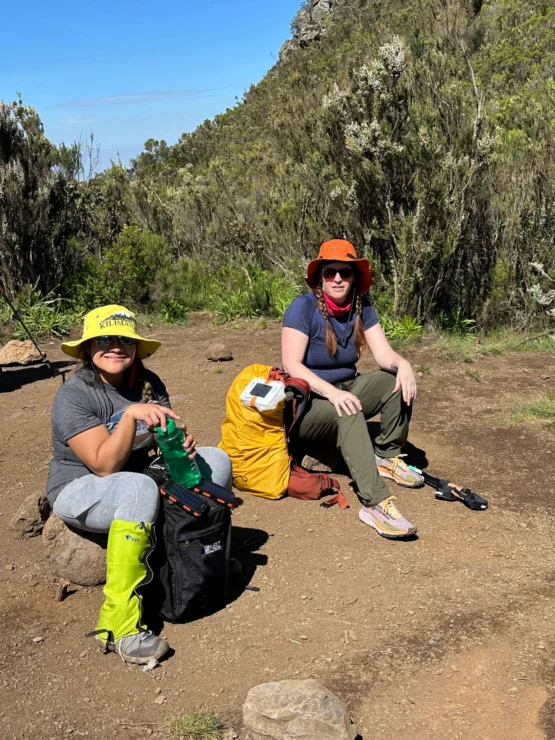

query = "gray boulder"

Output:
[[9, 493, 51, 539], [0, 340, 43, 365], [42, 515, 107, 586], [243, 679, 357, 740]]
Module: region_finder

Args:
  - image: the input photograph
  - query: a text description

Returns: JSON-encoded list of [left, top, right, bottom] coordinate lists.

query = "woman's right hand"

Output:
[[124, 403, 180, 431], [326, 388, 363, 418]]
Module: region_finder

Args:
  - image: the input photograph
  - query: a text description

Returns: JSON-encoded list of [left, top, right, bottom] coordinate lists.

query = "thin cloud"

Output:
[[53, 89, 219, 109], [61, 116, 97, 124]]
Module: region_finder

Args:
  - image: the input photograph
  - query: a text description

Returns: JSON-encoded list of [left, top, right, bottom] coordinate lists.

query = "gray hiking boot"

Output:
[[97, 630, 170, 664]]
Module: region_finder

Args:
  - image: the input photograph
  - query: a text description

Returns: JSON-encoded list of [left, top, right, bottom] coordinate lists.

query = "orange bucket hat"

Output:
[[305, 239, 372, 294]]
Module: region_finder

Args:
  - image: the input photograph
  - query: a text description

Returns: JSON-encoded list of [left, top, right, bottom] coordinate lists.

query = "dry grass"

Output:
[[165, 712, 224, 740]]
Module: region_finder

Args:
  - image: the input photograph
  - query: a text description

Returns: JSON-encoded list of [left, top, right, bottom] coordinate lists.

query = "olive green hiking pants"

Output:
[[293, 370, 412, 508]]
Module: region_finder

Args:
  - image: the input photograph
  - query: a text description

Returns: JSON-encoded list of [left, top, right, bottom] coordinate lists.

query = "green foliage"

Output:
[[435, 310, 477, 336], [103, 225, 170, 306], [501, 392, 555, 428], [165, 712, 224, 740], [158, 299, 189, 324], [3, 287, 75, 340], [382, 315, 423, 341]]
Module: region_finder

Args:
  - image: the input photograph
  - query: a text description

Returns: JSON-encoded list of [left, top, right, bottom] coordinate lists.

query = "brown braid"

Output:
[[314, 286, 338, 358], [354, 293, 368, 359]]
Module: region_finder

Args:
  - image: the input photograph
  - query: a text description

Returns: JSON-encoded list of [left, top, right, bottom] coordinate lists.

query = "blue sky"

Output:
[[1, 0, 302, 169]]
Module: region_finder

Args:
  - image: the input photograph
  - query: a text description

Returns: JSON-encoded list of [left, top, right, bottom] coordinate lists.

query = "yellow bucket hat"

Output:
[[61, 305, 161, 360]]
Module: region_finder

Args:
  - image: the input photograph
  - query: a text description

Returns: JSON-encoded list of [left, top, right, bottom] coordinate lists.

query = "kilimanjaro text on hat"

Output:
[[98, 312, 137, 331]]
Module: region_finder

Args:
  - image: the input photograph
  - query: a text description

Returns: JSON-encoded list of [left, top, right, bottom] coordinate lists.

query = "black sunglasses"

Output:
[[93, 335, 137, 349], [322, 266, 354, 280]]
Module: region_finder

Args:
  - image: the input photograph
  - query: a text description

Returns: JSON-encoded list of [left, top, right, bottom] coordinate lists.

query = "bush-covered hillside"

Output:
[[1, 0, 555, 329]]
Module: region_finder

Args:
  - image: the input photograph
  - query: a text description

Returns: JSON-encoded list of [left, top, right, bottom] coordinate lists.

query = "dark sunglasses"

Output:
[[93, 335, 137, 349], [322, 266, 354, 280]]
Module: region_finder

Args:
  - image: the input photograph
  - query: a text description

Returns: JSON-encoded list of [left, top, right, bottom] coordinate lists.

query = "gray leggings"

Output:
[[53, 447, 232, 533]]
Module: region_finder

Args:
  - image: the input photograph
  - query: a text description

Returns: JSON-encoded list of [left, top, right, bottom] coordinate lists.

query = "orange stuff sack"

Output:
[[218, 364, 289, 499]]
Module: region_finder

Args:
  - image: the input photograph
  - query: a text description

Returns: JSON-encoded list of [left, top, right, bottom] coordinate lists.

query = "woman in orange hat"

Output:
[[47, 305, 232, 663], [282, 240, 423, 540]]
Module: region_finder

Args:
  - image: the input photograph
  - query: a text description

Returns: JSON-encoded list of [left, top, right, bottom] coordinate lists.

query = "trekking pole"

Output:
[[0, 285, 53, 371]]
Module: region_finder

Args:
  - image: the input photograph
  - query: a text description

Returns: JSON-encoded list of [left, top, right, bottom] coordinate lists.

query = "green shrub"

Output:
[[435, 310, 476, 336], [382, 315, 423, 341], [65, 257, 115, 313], [158, 299, 189, 324], [103, 225, 171, 306], [6, 287, 75, 340]]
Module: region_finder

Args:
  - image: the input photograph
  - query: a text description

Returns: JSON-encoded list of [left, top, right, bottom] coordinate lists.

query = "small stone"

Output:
[[206, 342, 233, 362], [299, 635, 308, 640], [155, 688, 162, 694], [33, 636, 45, 643], [5, 564, 14, 571], [154, 695, 166, 705]]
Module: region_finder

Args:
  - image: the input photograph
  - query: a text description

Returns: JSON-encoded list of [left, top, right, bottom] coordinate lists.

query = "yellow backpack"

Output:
[[218, 364, 290, 499]]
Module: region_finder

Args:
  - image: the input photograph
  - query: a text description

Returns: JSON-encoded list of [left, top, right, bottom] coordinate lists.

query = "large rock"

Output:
[[42, 515, 107, 586], [9, 493, 51, 539], [243, 679, 357, 740], [0, 340, 43, 365], [206, 342, 233, 362], [281, 0, 341, 60]]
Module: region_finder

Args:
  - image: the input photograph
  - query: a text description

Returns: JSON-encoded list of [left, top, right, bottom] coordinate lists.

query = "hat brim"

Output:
[[61, 336, 161, 360], [305, 257, 372, 294]]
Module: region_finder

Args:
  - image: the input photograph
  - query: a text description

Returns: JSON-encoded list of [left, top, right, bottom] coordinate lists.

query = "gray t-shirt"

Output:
[[46, 370, 170, 504]]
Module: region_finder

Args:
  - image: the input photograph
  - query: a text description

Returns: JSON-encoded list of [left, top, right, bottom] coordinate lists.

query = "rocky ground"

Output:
[[1, 317, 554, 739]]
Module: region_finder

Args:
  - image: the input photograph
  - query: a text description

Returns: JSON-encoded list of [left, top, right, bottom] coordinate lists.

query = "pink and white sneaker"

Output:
[[359, 497, 417, 539]]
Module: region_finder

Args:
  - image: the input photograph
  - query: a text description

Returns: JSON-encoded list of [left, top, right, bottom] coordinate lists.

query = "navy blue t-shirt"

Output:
[[282, 293, 379, 384]]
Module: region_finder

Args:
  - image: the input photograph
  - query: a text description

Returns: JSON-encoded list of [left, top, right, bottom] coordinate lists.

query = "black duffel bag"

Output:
[[144, 460, 232, 623]]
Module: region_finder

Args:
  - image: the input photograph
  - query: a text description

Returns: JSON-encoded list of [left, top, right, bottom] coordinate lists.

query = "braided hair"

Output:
[[313, 270, 367, 359]]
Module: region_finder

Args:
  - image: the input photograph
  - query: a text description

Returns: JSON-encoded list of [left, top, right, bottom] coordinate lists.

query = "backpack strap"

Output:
[[267, 368, 310, 436]]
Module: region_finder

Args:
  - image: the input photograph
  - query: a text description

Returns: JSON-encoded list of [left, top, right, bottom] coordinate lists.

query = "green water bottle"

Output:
[[156, 417, 202, 488]]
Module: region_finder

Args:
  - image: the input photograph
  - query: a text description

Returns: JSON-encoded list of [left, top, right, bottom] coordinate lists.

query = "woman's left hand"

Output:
[[393, 360, 417, 405], [181, 424, 198, 458]]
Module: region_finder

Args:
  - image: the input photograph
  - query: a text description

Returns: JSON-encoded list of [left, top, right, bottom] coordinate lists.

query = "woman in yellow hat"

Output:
[[47, 305, 232, 664], [282, 240, 423, 540]]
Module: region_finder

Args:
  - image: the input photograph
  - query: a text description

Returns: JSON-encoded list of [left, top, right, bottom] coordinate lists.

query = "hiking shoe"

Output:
[[97, 630, 169, 664], [359, 497, 417, 539], [376, 454, 424, 488]]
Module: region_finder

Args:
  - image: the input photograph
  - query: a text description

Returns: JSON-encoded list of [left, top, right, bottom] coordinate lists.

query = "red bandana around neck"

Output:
[[324, 292, 353, 317]]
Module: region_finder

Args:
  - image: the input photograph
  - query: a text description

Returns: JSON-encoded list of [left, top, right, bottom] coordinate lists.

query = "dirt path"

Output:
[[1, 318, 554, 739]]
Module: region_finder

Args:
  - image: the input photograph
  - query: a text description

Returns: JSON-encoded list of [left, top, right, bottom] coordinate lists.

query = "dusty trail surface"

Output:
[[1, 317, 554, 739]]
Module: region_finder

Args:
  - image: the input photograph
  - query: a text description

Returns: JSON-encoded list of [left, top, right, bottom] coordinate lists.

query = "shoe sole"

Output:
[[377, 466, 424, 488], [359, 509, 417, 539]]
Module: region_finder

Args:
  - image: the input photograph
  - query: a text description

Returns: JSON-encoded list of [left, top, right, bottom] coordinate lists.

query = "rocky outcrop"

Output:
[[243, 679, 357, 740], [280, 0, 344, 62]]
